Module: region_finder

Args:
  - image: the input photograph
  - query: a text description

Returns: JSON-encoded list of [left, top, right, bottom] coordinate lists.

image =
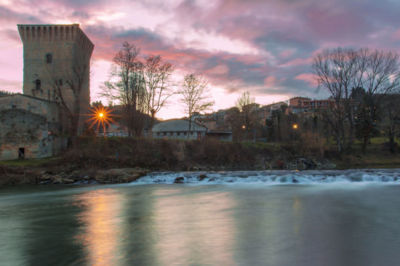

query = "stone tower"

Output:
[[17, 24, 94, 127]]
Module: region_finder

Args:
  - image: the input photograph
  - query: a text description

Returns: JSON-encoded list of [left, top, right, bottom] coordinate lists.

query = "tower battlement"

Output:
[[18, 24, 94, 54]]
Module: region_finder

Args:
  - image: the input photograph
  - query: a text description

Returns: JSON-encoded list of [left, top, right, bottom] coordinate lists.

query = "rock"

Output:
[[39, 180, 52, 185], [62, 178, 75, 184], [198, 174, 207, 181], [52, 175, 63, 184], [40, 174, 52, 181], [95, 168, 148, 183], [300, 158, 317, 170], [174, 177, 185, 184]]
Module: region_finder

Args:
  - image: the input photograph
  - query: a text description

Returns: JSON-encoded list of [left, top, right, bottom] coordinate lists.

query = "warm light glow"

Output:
[[242, 125, 246, 129], [292, 123, 298, 130], [87, 105, 114, 135], [153, 189, 236, 265], [74, 190, 123, 266]]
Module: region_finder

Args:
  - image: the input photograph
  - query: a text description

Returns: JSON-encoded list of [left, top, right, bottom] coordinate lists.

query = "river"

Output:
[[1, 169, 400, 266]]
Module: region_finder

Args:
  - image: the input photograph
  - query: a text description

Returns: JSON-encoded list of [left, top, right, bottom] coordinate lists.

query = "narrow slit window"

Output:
[[35, 79, 41, 91], [46, 53, 52, 64]]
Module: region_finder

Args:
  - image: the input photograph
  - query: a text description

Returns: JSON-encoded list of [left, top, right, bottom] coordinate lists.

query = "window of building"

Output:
[[18, 148, 25, 159], [46, 53, 52, 64], [35, 79, 41, 91]]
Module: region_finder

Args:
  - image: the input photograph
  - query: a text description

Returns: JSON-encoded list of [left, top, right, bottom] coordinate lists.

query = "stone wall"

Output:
[[0, 95, 65, 160]]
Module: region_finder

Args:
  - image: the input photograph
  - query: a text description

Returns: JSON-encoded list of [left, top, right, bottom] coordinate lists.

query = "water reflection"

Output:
[[2, 184, 400, 265], [74, 189, 124, 266], [153, 188, 236, 265]]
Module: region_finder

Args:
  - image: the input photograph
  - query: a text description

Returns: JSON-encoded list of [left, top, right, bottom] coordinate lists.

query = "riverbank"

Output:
[[0, 137, 399, 186]]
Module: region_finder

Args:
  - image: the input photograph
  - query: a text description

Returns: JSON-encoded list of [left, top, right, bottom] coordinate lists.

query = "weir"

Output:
[[132, 169, 400, 185]]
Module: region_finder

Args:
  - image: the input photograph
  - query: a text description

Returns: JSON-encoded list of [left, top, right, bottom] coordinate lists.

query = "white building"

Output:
[[152, 119, 207, 140]]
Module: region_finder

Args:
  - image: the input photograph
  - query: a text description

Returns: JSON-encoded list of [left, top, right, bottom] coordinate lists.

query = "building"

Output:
[[259, 101, 288, 121], [289, 97, 334, 113], [152, 119, 207, 140], [0, 24, 93, 160]]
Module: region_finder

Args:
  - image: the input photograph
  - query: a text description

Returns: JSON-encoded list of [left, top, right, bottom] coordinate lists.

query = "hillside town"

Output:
[[0, 23, 399, 162], [2, 2, 400, 266]]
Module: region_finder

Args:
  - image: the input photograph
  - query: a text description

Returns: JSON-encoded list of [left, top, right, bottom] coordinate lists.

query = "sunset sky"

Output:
[[1, 0, 400, 119]]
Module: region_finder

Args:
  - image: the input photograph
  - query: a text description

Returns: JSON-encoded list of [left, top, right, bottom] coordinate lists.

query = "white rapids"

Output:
[[132, 169, 400, 185]]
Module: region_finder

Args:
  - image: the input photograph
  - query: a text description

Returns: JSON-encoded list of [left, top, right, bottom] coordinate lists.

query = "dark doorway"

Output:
[[18, 148, 25, 159]]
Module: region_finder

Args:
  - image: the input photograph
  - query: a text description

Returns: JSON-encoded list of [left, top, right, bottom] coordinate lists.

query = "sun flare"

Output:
[[87, 106, 114, 134]]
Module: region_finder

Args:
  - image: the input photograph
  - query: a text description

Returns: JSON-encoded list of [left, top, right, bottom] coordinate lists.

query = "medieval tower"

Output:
[[17, 24, 94, 128], [0, 24, 94, 160]]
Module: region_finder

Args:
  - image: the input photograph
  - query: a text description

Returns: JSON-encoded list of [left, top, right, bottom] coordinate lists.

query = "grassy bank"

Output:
[[0, 136, 398, 186]]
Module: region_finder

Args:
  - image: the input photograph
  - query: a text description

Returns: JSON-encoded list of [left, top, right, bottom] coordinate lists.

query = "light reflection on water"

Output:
[[0, 184, 400, 265], [153, 189, 236, 265], [74, 189, 124, 266]]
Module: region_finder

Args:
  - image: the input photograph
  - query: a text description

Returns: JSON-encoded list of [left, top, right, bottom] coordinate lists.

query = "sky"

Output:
[[0, 0, 400, 119]]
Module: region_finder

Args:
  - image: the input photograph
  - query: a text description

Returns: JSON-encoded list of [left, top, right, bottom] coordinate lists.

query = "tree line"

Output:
[[96, 42, 400, 153], [101, 42, 213, 136], [313, 48, 400, 153], [204, 48, 400, 154]]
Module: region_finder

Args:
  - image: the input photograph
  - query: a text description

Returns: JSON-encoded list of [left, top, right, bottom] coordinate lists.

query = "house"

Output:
[[152, 119, 207, 140], [288, 97, 334, 113]]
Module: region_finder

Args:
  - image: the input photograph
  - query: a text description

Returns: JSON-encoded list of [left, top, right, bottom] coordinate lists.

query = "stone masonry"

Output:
[[0, 24, 94, 160]]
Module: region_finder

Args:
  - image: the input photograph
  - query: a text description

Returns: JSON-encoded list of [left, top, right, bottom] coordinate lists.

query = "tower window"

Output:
[[35, 79, 41, 91], [46, 53, 52, 64]]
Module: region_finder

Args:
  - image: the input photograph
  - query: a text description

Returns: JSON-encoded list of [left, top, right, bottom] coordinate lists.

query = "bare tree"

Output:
[[313, 47, 400, 152], [236, 91, 255, 111], [102, 42, 147, 136], [47, 57, 90, 138], [358, 49, 400, 152], [381, 93, 400, 152], [225, 107, 243, 141], [143, 55, 174, 130], [235, 91, 260, 141], [179, 73, 214, 134], [313, 48, 362, 152]]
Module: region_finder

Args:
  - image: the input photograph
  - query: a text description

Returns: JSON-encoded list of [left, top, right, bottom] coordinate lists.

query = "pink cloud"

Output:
[[295, 73, 318, 87], [280, 57, 313, 67], [1, 0, 400, 119], [207, 64, 229, 75], [393, 29, 400, 40], [264, 76, 277, 87], [279, 49, 295, 59]]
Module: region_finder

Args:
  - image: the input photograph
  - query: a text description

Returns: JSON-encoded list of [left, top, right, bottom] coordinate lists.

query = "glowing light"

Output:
[[292, 123, 298, 130], [87, 106, 114, 135]]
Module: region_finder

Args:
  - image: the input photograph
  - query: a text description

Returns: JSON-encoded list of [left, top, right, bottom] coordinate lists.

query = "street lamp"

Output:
[[87, 105, 114, 136]]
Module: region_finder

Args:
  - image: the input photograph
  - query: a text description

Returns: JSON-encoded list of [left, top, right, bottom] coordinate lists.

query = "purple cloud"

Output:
[[0, 0, 400, 118]]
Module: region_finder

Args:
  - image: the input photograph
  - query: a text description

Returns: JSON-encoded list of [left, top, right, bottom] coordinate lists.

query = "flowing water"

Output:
[[1, 169, 400, 266]]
